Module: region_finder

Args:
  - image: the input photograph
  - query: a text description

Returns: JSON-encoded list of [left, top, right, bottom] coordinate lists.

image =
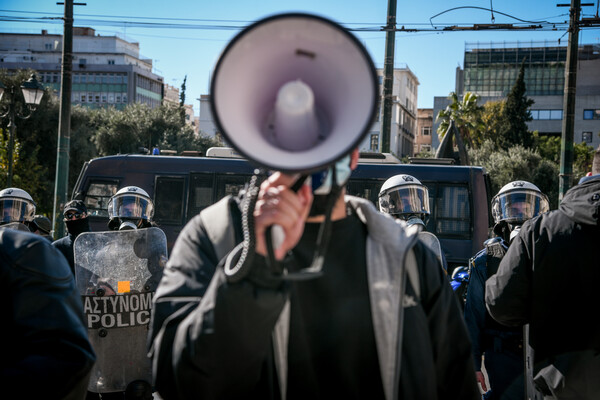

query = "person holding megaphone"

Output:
[[149, 13, 478, 400]]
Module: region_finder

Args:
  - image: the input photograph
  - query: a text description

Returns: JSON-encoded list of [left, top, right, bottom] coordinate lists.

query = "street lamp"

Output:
[[0, 74, 45, 187]]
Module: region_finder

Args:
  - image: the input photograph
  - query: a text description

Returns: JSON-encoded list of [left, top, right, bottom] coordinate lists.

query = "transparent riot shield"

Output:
[[74, 227, 167, 394], [0, 222, 31, 232]]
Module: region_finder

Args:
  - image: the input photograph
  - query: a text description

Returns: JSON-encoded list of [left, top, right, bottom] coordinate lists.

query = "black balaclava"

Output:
[[66, 217, 90, 237]]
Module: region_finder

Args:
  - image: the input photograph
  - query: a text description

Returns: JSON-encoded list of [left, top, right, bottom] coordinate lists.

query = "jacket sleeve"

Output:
[[149, 210, 289, 399], [463, 254, 487, 371], [1, 231, 96, 399], [413, 242, 480, 400], [485, 223, 533, 327]]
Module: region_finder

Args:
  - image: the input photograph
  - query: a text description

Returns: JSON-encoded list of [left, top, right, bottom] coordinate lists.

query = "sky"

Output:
[[1, 0, 599, 115]]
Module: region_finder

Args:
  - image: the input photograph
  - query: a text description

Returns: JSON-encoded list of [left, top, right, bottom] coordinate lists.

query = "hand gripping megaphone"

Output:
[[210, 13, 378, 281]]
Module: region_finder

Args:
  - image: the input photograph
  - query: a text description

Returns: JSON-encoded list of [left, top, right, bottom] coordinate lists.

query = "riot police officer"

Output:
[[107, 186, 155, 231], [0, 187, 36, 231], [378, 174, 447, 271], [80, 185, 164, 400], [464, 180, 549, 399]]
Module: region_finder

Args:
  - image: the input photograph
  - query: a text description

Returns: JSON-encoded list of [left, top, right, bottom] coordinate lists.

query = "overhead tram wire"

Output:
[[0, 8, 573, 34]]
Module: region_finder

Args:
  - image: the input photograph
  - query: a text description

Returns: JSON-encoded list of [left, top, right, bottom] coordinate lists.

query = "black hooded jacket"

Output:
[[485, 177, 600, 365], [0, 229, 96, 399]]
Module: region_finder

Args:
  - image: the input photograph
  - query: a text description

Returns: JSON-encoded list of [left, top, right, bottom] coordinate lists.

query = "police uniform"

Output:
[[464, 237, 523, 400]]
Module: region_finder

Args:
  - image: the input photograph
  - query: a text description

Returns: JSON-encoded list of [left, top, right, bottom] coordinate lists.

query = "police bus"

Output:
[[71, 151, 492, 273]]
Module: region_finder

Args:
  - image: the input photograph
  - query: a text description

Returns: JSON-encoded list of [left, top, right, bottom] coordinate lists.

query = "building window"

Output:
[[531, 109, 563, 120], [370, 134, 379, 151], [583, 132, 593, 143], [108, 59, 115, 65], [583, 109, 600, 120], [45, 43, 53, 50], [422, 126, 431, 136], [549, 110, 563, 120]]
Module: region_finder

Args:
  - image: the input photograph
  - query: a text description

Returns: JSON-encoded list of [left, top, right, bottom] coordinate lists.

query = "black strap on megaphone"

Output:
[[224, 168, 341, 283]]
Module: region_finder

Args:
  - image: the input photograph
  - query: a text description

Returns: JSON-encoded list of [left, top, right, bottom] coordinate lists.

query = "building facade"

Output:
[[433, 42, 600, 151], [415, 108, 433, 155], [360, 66, 419, 157], [0, 28, 164, 109]]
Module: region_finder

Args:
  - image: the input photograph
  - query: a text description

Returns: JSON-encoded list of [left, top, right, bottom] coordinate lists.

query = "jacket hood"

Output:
[[559, 177, 600, 226]]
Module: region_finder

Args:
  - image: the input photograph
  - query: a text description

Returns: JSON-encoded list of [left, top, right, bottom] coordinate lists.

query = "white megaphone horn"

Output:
[[210, 13, 378, 173]]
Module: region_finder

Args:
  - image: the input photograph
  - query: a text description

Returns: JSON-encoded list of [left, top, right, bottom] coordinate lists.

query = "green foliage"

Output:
[[495, 63, 535, 150], [480, 100, 506, 148], [573, 142, 595, 180], [436, 91, 484, 148], [92, 102, 220, 156], [0, 69, 57, 213], [413, 149, 435, 158], [532, 132, 561, 163], [469, 140, 559, 209]]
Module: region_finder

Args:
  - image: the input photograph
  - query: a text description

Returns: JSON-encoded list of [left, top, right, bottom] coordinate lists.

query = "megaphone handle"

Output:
[[264, 174, 308, 266]]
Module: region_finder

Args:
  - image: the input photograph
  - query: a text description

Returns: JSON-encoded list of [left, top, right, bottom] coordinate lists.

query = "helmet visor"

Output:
[[379, 185, 430, 216], [0, 198, 36, 223], [492, 190, 549, 223], [108, 193, 154, 220]]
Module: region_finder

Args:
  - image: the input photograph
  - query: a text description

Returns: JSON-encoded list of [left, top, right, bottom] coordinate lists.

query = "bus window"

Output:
[[188, 173, 214, 219], [435, 185, 471, 238], [346, 179, 385, 205], [84, 181, 119, 217], [215, 174, 252, 202], [154, 177, 185, 225]]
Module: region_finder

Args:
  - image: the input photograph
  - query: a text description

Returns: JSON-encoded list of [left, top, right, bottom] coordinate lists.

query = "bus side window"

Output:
[[435, 185, 471, 238], [154, 177, 185, 225], [346, 179, 384, 205], [215, 174, 252, 202], [84, 181, 119, 217], [188, 173, 214, 220]]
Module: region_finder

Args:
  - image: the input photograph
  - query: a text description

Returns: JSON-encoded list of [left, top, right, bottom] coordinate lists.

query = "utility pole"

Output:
[[52, 0, 84, 238], [381, 0, 397, 153], [558, 0, 581, 201]]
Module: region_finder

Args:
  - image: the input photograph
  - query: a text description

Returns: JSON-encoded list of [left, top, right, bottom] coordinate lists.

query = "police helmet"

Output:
[[491, 181, 549, 225], [0, 187, 36, 224], [107, 186, 154, 230], [378, 174, 430, 224]]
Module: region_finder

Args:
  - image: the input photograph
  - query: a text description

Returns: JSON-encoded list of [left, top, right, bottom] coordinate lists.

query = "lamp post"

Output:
[[0, 74, 45, 187]]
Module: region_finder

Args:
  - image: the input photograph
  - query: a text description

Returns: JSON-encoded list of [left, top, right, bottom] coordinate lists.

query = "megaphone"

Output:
[[210, 13, 378, 173]]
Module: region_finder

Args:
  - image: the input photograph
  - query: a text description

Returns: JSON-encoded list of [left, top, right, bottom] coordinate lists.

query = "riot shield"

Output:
[[0, 222, 31, 232], [74, 227, 167, 394]]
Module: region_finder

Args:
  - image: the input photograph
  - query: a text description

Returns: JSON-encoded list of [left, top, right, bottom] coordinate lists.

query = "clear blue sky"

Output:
[[2, 0, 599, 114]]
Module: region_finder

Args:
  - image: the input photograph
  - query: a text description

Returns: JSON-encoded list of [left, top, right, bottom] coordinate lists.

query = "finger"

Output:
[[265, 171, 302, 189]]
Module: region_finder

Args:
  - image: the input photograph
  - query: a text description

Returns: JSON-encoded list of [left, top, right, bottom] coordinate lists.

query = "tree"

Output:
[[436, 91, 484, 148], [92, 102, 220, 157], [469, 140, 559, 209], [0, 69, 60, 214], [179, 75, 187, 125], [495, 62, 535, 150]]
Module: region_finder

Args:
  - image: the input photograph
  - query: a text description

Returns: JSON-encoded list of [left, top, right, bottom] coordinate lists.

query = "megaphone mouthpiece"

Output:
[[269, 79, 321, 151]]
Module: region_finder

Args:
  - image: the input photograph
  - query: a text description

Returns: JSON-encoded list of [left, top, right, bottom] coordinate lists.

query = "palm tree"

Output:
[[436, 91, 484, 149]]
